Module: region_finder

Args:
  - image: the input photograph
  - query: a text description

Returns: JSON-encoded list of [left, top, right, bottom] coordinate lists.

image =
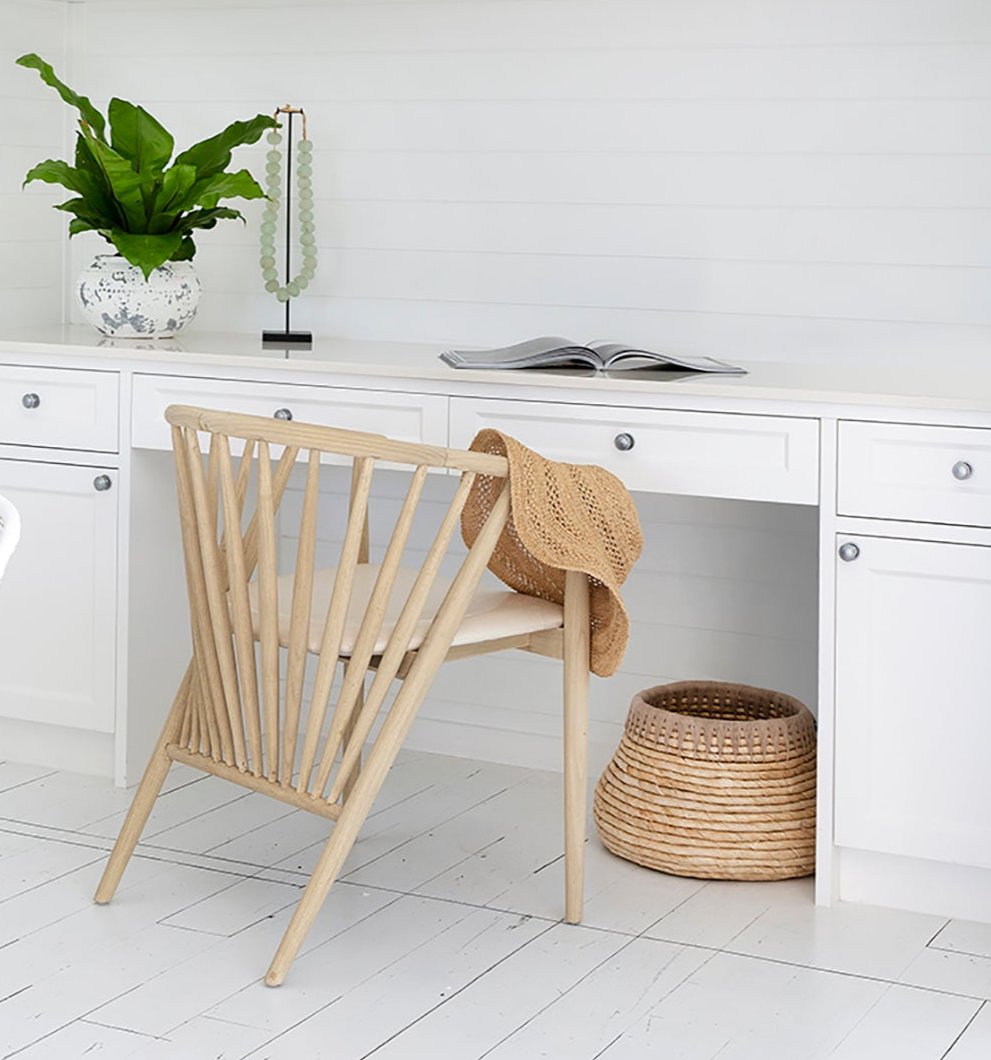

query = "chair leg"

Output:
[[265, 662, 435, 986], [563, 571, 591, 925], [93, 666, 193, 904]]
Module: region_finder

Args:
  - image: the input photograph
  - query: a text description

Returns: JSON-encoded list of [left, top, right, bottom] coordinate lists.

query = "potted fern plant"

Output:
[[17, 53, 278, 338]]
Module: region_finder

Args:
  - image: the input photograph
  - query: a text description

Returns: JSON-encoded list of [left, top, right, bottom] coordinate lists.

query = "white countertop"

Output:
[[2, 324, 991, 417]]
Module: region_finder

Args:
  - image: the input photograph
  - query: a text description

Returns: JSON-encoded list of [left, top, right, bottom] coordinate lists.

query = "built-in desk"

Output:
[[2, 325, 991, 924]]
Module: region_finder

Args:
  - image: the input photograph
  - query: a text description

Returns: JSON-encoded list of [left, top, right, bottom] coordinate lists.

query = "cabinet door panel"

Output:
[[834, 535, 991, 868], [0, 460, 117, 732]]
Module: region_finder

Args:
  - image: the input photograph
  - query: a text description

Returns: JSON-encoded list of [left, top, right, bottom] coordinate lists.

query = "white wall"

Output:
[[63, 0, 991, 363], [7, 1, 982, 770], [0, 0, 66, 328]]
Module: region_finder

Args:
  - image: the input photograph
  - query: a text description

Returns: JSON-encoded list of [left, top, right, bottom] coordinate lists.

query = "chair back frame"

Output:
[[165, 404, 513, 812]]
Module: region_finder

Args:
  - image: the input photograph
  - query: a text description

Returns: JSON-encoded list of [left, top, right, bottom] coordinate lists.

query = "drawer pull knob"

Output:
[[273, 408, 293, 421], [952, 460, 974, 481], [93, 474, 113, 492], [614, 432, 635, 452], [838, 542, 860, 563], [21, 393, 40, 410]]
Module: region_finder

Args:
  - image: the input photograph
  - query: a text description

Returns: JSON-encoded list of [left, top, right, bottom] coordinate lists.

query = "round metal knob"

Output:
[[613, 432, 635, 452], [93, 474, 113, 492], [273, 408, 293, 421], [21, 393, 40, 410], [952, 460, 974, 481], [838, 542, 860, 563]]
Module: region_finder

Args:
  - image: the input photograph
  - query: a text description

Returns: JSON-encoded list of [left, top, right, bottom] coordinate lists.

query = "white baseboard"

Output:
[[0, 717, 114, 779], [839, 846, 991, 923]]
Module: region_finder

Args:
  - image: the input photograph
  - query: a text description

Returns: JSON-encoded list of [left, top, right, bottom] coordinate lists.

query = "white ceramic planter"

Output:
[[77, 255, 202, 338]]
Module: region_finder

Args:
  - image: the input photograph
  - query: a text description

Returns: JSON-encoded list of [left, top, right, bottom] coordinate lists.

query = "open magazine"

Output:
[[440, 337, 746, 374]]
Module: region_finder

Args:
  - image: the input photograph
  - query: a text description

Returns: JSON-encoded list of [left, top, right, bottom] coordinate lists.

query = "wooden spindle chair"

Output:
[[94, 406, 591, 986]]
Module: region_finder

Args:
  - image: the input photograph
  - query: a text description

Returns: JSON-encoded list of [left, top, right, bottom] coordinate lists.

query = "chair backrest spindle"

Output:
[[166, 405, 512, 809]]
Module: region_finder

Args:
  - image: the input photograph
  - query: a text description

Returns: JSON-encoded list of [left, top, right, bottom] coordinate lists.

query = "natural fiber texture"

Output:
[[594, 681, 816, 880], [462, 429, 643, 676]]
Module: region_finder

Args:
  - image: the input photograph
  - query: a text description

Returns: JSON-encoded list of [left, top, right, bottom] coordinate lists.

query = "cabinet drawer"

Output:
[[450, 398, 819, 504], [838, 421, 991, 526], [0, 364, 119, 452], [131, 374, 449, 455]]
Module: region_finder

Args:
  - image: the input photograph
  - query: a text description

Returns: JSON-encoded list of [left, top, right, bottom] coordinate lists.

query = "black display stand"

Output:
[[262, 106, 312, 349]]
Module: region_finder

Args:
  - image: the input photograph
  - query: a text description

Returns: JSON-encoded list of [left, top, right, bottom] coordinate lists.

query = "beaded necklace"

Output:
[[259, 117, 316, 303]]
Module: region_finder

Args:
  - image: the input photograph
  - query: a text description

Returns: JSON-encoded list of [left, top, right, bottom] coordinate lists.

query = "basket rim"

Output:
[[624, 679, 816, 761], [632, 680, 812, 730]]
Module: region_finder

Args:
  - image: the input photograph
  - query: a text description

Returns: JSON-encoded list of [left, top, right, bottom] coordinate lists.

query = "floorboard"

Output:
[[0, 752, 988, 1059]]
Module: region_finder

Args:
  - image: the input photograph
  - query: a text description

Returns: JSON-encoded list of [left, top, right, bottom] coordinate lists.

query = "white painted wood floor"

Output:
[[1, 753, 990, 1060]]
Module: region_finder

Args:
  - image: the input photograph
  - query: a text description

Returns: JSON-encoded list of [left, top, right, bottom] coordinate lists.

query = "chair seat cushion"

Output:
[[246, 564, 564, 657]]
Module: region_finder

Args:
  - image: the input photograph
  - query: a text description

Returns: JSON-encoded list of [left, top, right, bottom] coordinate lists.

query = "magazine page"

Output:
[[590, 343, 746, 374], [441, 336, 597, 369]]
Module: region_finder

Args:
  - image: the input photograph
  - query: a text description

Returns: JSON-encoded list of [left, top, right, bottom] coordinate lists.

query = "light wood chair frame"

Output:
[[94, 405, 590, 986]]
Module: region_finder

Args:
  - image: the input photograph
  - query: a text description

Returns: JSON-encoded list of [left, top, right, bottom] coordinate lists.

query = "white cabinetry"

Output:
[[0, 456, 118, 732], [833, 412, 991, 907], [834, 535, 991, 870], [451, 397, 819, 504], [131, 373, 448, 452]]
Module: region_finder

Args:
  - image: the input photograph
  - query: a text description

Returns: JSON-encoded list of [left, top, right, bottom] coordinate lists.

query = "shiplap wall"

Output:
[[11, 1, 985, 768], [64, 0, 991, 362], [0, 0, 66, 328]]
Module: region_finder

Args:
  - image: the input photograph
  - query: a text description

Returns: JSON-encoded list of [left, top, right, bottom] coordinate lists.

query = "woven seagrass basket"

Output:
[[593, 681, 816, 881]]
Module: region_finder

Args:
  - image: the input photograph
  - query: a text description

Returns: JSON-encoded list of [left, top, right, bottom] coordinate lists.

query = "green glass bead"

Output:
[[298, 176, 312, 188], [260, 255, 276, 268], [296, 163, 312, 177], [276, 288, 290, 303], [266, 130, 282, 145], [265, 279, 279, 293], [297, 276, 310, 290], [262, 268, 278, 282], [301, 236, 315, 249], [297, 139, 312, 153], [286, 282, 300, 297], [260, 222, 276, 237], [299, 208, 314, 222], [267, 150, 282, 162], [265, 162, 281, 175]]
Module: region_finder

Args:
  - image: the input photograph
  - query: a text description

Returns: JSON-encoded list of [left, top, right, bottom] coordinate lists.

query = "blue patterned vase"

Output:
[[77, 255, 202, 338]]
